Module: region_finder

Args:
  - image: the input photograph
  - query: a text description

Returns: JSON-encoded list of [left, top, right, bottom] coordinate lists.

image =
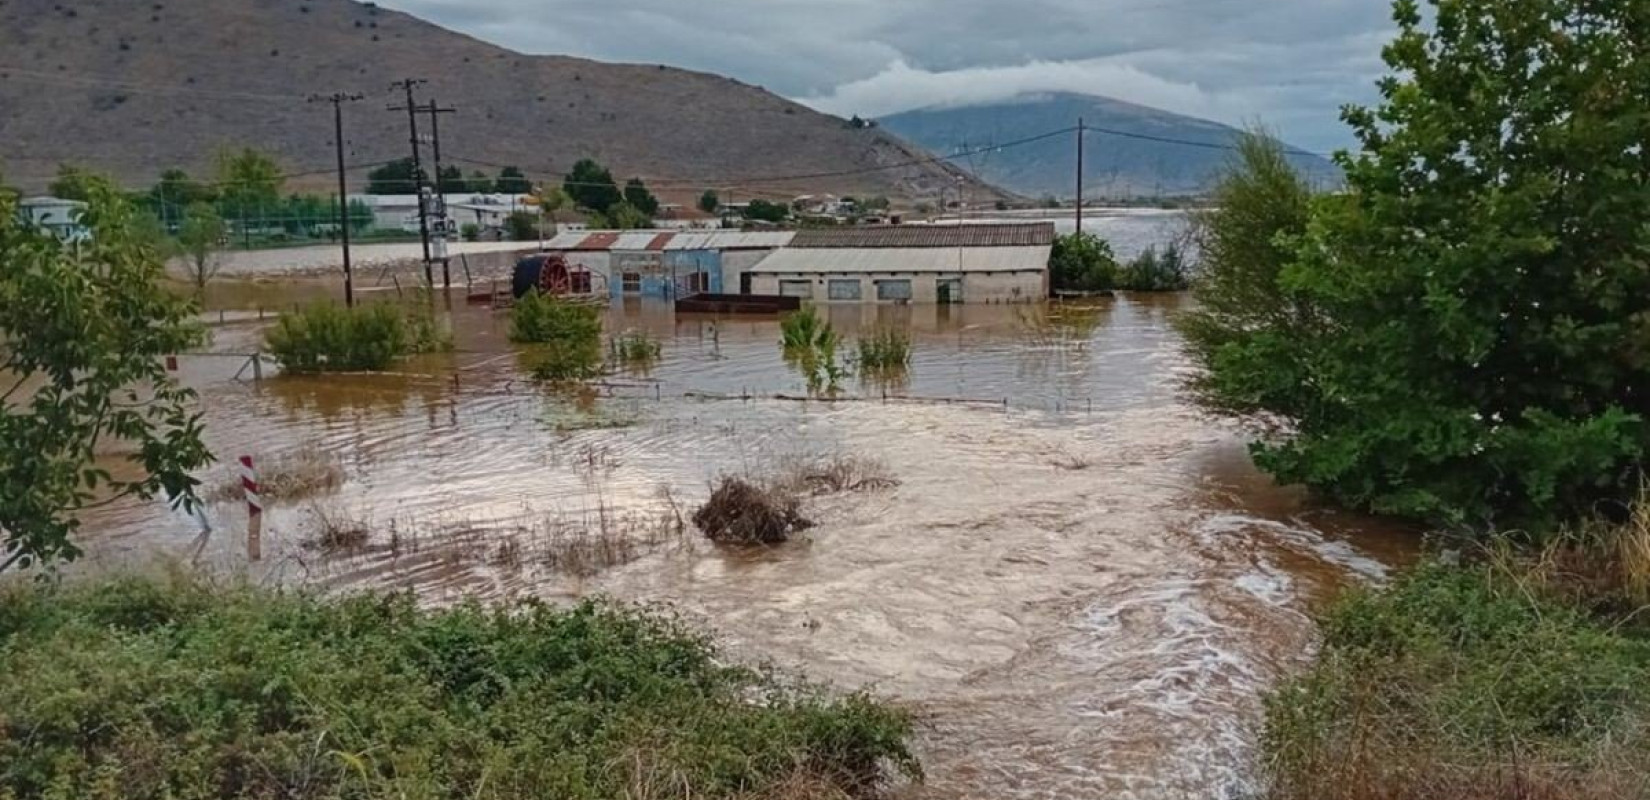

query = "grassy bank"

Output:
[[0, 575, 918, 800], [1264, 553, 1650, 800]]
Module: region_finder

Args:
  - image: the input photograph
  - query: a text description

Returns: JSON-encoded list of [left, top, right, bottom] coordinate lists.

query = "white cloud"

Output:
[[798, 58, 1228, 121]]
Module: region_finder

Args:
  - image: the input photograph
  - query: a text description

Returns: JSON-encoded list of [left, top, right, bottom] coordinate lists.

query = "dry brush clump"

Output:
[[207, 446, 344, 504], [694, 456, 898, 545]]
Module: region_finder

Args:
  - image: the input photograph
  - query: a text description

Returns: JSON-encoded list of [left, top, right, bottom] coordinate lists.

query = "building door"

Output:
[[937, 278, 964, 304], [740, 273, 753, 295]]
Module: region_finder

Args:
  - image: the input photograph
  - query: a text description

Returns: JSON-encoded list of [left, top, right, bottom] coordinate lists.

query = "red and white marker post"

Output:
[[240, 455, 263, 561]]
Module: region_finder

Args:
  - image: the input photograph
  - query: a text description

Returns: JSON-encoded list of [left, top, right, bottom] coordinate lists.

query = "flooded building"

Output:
[[746, 223, 1053, 303], [541, 229, 795, 299]]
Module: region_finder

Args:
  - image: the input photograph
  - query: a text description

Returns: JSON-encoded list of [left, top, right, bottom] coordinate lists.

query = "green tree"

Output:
[[149, 168, 216, 228], [0, 180, 211, 572], [1048, 232, 1119, 293], [744, 199, 790, 224], [623, 178, 660, 217], [347, 198, 374, 233], [496, 166, 532, 195], [47, 164, 97, 201], [698, 189, 720, 214], [215, 148, 284, 231], [366, 158, 420, 195], [504, 210, 539, 241], [1184, 0, 1650, 528], [468, 170, 494, 194], [538, 186, 570, 232], [564, 159, 622, 215], [175, 202, 226, 290], [437, 165, 469, 194]]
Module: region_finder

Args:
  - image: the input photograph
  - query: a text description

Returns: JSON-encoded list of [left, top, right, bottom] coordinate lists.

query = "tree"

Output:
[[48, 164, 97, 201], [589, 201, 650, 230], [563, 159, 622, 215], [347, 198, 374, 233], [175, 202, 226, 290], [367, 158, 420, 195], [744, 199, 790, 224], [504, 210, 539, 242], [149, 168, 215, 228], [0, 179, 211, 573], [1183, 0, 1650, 529], [496, 166, 532, 195], [623, 178, 660, 217], [1048, 232, 1118, 293], [216, 148, 284, 230], [698, 189, 720, 214], [468, 170, 494, 194]]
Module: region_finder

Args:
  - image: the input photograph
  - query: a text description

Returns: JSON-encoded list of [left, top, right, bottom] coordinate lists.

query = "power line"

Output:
[[1081, 123, 1335, 160]]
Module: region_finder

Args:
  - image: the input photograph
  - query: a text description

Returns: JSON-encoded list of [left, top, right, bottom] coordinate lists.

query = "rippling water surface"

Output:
[[81, 292, 1416, 799]]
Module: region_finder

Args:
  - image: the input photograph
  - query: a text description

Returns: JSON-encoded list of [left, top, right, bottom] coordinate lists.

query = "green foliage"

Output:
[[588, 201, 651, 230], [745, 199, 791, 224], [511, 291, 604, 382], [495, 166, 532, 195], [460, 222, 480, 242], [366, 157, 420, 195], [215, 147, 284, 214], [856, 327, 911, 373], [564, 159, 622, 214], [781, 307, 846, 393], [0, 182, 211, 572], [1117, 242, 1190, 292], [264, 303, 415, 373], [1183, 0, 1650, 528], [46, 164, 96, 202], [174, 202, 226, 290], [468, 170, 494, 194], [698, 189, 720, 214], [622, 177, 660, 217], [436, 165, 469, 194], [0, 575, 920, 800], [148, 168, 216, 228], [504, 210, 539, 242], [1049, 231, 1119, 293], [1263, 562, 1650, 799], [610, 330, 662, 371]]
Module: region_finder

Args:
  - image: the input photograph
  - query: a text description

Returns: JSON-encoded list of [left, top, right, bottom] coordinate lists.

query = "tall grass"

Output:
[[265, 302, 407, 373], [855, 327, 911, 373], [0, 575, 921, 800], [511, 290, 603, 382], [780, 306, 846, 393], [610, 330, 662, 370]]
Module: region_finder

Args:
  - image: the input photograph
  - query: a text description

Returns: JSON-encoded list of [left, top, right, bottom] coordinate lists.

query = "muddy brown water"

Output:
[[75, 290, 1419, 799]]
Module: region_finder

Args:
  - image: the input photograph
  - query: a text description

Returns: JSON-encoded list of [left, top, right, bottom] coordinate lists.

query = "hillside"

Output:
[[0, 0, 1001, 204], [880, 92, 1340, 199]]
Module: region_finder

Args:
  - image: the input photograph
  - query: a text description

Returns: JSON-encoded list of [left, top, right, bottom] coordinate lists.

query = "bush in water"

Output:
[[510, 290, 604, 382], [856, 327, 911, 373], [1048, 231, 1119, 293], [780, 306, 846, 393], [693, 477, 813, 545], [1117, 243, 1190, 292], [0, 574, 920, 799], [265, 302, 446, 374]]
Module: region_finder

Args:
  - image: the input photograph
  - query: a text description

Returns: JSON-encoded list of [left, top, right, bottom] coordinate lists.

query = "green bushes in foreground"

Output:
[[0, 575, 919, 800], [265, 301, 450, 374], [1263, 562, 1650, 800], [511, 290, 604, 382]]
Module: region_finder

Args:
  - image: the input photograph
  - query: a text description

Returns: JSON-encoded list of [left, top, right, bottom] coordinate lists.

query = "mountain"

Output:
[[0, 0, 1001, 204], [879, 92, 1340, 199]]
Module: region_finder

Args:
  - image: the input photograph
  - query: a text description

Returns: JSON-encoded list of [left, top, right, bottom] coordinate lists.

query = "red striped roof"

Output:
[[573, 232, 620, 251]]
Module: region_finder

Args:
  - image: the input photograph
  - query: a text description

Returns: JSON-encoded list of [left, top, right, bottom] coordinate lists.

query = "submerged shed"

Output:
[[747, 223, 1053, 304]]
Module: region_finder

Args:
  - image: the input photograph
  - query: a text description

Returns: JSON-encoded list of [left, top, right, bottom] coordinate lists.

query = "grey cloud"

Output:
[[380, 0, 1399, 149]]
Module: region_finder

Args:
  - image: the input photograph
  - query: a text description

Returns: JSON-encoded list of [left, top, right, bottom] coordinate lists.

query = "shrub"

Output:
[[1263, 562, 1650, 800], [504, 210, 538, 241], [1117, 243, 1190, 291], [693, 477, 812, 545], [264, 302, 409, 373], [511, 290, 603, 382], [610, 329, 661, 368], [1048, 231, 1119, 293], [0, 575, 920, 799], [780, 306, 846, 393], [856, 327, 911, 373], [459, 222, 480, 242]]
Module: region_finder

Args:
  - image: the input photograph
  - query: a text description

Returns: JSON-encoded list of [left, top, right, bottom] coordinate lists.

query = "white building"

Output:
[[350, 193, 534, 233], [17, 196, 90, 241], [746, 223, 1052, 304]]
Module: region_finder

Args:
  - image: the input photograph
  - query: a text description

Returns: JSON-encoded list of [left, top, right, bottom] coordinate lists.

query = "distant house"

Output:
[[350, 193, 534, 234], [746, 223, 1053, 304], [18, 196, 90, 241]]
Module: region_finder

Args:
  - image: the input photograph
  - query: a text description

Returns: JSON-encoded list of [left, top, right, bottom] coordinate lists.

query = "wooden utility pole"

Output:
[[389, 78, 432, 286], [420, 99, 458, 289], [1075, 117, 1085, 234], [311, 92, 363, 307]]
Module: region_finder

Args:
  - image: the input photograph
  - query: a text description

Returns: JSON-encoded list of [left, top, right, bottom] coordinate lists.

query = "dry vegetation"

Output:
[[694, 456, 898, 545], [207, 446, 344, 504]]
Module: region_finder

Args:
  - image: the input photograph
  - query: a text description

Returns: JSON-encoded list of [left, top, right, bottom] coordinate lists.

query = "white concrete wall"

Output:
[[721, 249, 775, 294], [748, 271, 1043, 304]]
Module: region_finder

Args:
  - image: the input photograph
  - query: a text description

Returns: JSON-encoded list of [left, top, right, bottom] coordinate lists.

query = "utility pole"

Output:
[[389, 78, 432, 286], [311, 92, 364, 307], [1075, 117, 1085, 235], [420, 99, 458, 289]]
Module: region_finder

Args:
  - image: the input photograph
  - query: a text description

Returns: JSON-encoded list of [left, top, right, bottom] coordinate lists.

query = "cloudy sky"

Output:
[[379, 0, 1398, 153]]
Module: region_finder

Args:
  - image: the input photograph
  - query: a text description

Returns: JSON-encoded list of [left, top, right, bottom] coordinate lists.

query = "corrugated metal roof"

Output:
[[747, 246, 1051, 275], [788, 223, 1055, 249], [575, 232, 621, 251], [663, 231, 797, 251], [543, 231, 589, 249]]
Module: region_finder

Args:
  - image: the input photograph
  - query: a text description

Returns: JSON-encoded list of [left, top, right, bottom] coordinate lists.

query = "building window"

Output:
[[622, 272, 642, 294], [827, 279, 862, 301], [779, 279, 814, 299], [571, 271, 592, 295], [685, 271, 710, 293], [875, 279, 912, 302]]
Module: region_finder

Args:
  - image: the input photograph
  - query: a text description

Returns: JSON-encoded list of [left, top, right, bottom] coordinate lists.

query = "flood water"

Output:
[[76, 290, 1417, 800]]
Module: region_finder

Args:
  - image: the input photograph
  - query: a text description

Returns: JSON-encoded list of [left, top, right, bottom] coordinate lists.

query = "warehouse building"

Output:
[[745, 223, 1053, 304], [540, 229, 796, 299]]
